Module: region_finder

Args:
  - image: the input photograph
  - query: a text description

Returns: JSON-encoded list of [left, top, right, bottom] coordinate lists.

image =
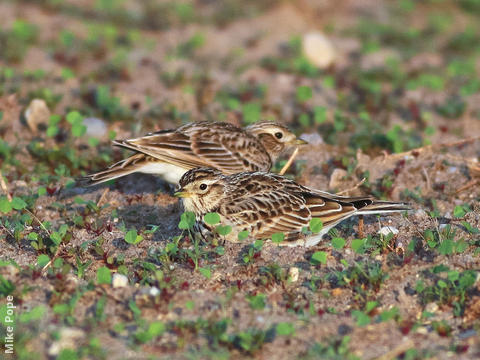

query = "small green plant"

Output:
[[415, 267, 477, 316], [243, 240, 263, 264], [303, 336, 359, 360]]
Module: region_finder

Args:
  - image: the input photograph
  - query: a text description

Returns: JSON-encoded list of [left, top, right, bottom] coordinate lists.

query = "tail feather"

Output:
[[356, 200, 411, 215], [81, 153, 150, 186]]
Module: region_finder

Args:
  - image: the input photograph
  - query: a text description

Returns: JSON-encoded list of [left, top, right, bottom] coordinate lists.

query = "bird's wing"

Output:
[[222, 190, 311, 240], [113, 122, 270, 174], [190, 128, 271, 173], [302, 192, 359, 227]]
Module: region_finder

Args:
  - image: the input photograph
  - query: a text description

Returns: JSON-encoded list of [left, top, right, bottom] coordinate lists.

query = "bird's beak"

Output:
[[292, 138, 308, 145], [174, 190, 192, 198]]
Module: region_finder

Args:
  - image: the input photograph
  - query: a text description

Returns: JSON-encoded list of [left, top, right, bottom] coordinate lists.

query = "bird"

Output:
[[174, 168, 410, 247], [84, 121, 307, 185]]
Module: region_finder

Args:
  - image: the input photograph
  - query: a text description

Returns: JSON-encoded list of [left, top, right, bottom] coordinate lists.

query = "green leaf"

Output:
[[88, 137, 100, 147], [296, 85, 313, 102], [242, 102, 261, 124], [58, 349, 78, 360], [72, 123, 86, 137], [53, 303, 70, 315], [379, 307, 399, 322], [0, 196, 12, 213], [310, 251, 327, 265], [438, 238, 454, 255], [147, 321, 165, 337], [309, 218, 323, 233], [276, 322, 295, 336], [66, 110, 82, 124], [216, 225, 232, 236], [247, 293, 266, 310], [178, 211, 195, 229], [125, 229, 143, 245], [97, 266, 112, 285], [50, 232, 63, 245], [37, 254, 50, 268], [351, 238, 366, 254], [204, 212, 220, 225], [11, 197, 27, 210], [271, 232, 285, 244], [365, 301, 378, 313], [238, 230, 249, 241], [313, 106, 327, 124], [46, 125, 59, 137], [199, 267, 211, 279], [453, 205, 467, 218], [437, 280, 447, 288], [331, 237, 345, 249], [19, 305, 46, 323], [352, 310, 371, 326], [462, 221, 479, 234], [447, 270, 459, 282]]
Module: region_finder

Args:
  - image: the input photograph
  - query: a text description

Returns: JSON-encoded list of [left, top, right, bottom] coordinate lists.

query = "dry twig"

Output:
[[0, 171, 12, 202], [279, 147, 299, 176]]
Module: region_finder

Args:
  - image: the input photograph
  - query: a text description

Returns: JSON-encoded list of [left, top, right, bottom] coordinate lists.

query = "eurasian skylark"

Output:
[[175, 168, 410, 247], [85, 121, 306, 185]]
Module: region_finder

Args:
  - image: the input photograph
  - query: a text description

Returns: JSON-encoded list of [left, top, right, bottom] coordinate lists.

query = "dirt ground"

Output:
[[1, 1, 480, 359]]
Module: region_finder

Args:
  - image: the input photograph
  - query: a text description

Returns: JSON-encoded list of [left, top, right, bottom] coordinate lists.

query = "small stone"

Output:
[[415, 209, 428, 218], [299, 132, 324, 146], [439, 224, 449, 231], [149, 287, 160, 297], [5, 265, 19, 277], [329, 168, 348, 190], [83, 117, 107, 138], [48, 327, 85, 356], [112, 273, 128, 288], [288, 267, 299, 282], [302, 32, 336, 69], [378, 226, 399, 236], [425, 302, 439, 313], [25, 99, 50, 132]]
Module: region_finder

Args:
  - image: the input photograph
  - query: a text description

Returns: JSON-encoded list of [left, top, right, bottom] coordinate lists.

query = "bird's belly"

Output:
[[138, 162, 186, 184]]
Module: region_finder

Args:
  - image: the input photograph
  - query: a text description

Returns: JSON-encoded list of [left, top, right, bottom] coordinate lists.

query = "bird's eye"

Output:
[[275, 132, 283, 139], [199, 183, 207, 190]]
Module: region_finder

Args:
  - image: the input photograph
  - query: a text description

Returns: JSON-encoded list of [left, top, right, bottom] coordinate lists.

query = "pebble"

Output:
[[300, 132, 324, 146], [24, 99, 50, 132], [48, 328, 85, 356], [288, 267, 299, 282], [302, 32, 336, 69], [329, 168, 348, 190], [149, 287, 160, 297], [425, 302, 439, 313], [112, 273, 128, 288], [378, 226, 399, 236], [414, 209, 428, 218], [83, 117, 107, 138], [439, 224, 449, 231]]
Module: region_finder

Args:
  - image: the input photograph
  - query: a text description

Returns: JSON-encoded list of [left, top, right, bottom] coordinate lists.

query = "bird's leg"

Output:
[[279, 147, 299, 175], [358, 215, 365, 238]]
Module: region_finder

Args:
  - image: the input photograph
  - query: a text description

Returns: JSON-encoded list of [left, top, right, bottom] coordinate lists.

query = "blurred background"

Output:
[[1, 1, 479, 163], [1, 2, 480, 359]]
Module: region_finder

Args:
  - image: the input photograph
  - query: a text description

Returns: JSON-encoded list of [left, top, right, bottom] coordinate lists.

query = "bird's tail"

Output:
[[356, 200, 411, 215], [79, 153, 151, 186]]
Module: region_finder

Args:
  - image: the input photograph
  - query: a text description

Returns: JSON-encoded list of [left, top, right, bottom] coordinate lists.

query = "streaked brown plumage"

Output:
[[84, 121, 306, 185], [175, 168, 411, 247]]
